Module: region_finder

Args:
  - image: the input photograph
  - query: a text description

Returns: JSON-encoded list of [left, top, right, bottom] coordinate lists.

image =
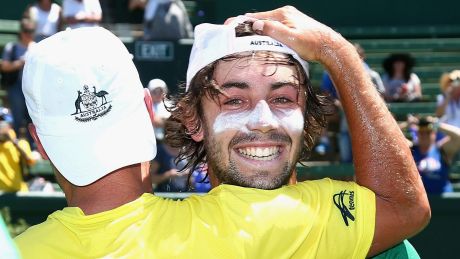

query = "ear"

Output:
[[185, 117, 203, 142], [143, 88, 155, 123], [28, 123, 49, 160], [190, 126, 204, 142], [181, 102, 204, 142]]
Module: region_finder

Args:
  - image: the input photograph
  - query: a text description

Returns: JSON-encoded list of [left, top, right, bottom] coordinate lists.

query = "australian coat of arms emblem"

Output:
[[71, 85, 112, 122]]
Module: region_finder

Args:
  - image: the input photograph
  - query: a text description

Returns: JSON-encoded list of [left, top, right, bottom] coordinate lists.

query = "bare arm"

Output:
[[0, 59, 24, 73], [438, 122, 460, 162], [246, 6, 430, 256], [1, 44, 25, 72], [436, 92, 451, 117]]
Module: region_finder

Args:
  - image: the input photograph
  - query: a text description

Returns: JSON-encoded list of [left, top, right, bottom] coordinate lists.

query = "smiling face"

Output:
[[197, 53, 306, 189]]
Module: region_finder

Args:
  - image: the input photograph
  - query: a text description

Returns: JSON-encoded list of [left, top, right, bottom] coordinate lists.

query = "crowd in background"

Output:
[[0, 0, 459, 195], [316, 47, 460, 194], [0, 0, 205, 194]]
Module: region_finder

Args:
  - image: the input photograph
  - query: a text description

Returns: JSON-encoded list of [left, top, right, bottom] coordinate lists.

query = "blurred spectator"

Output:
[[151, 144, 188, 192], [143, 0, 193, 40], [318, 43, 384, 162], [189, 164, 211, 193], [149, 78, 169, 140], [62, 0, 102, 29], [0, 19, 35, 141], [148, 78, 187, 191], [382, 53, 422, 102], [128, 0, 147, 24], [436, 70, 460, 128], [23, 0, 63, 42], [405, 116, 460, 194], [0, 120, 36, 192], [0, 107, 13, 125]]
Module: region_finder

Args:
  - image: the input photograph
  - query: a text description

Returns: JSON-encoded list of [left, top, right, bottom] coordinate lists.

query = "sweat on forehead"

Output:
[[213, 51, 306, 89]]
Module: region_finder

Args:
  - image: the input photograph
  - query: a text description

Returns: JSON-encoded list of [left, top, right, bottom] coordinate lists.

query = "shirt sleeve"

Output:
[[2, 42, 14, 61], [317, 179, 376, 258]]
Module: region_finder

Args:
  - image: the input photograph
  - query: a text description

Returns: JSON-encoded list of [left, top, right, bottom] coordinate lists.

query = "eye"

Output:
[[272, 96, 293, 104], [223, 98, 244, 106]]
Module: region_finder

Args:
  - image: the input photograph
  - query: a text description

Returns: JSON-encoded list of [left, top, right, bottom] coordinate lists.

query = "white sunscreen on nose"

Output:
[[247, 101, 279, 128], [213, 101, 305, 134]]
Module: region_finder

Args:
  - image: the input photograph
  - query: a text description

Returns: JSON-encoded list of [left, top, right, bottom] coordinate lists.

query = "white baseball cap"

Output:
[[22, 27, 156, 186], [147, 78, 168, 93], [186, 16, 309, 90]]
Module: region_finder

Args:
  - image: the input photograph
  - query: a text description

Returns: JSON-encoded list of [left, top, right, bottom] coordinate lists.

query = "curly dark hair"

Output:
[[164, 22, 332, 176], [382, 53, 416, 82]]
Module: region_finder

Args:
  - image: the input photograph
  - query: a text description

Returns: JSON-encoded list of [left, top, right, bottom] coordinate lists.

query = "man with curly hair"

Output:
[[15, 6, 429, 258], [165, 7, 430, 258]]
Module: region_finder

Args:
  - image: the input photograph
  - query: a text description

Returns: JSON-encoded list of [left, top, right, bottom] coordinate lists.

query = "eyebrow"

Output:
[[220, 80, 298, 91], [271, 81, 299, 91], [221, 81, 249, 90]]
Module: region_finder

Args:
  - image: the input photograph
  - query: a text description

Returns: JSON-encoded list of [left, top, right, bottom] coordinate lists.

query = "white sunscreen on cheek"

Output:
[[213, 101, 276, 134], [276, 109, 305, 133], [213, 110, 251, 134], [213, 101, 305, 134]]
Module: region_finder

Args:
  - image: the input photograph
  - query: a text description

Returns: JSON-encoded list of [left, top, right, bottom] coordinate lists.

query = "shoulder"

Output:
[[27, 4, 38, 14], [14, 214, 65, 254], [371, 240, 420, 259], [410, 73, 421, 82], [51, 3, 62, 9], [51, 3, 62, 12], [294, 178, 372, 194], [3, 42, 15, 53]]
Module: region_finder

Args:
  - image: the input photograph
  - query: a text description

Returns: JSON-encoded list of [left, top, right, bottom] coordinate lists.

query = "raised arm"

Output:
[[245, 6, 430, 256], [438, 122, 460, 162]]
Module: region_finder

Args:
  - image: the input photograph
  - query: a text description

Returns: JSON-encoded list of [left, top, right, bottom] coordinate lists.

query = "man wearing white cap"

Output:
[[15, 26, 158, 257], [15, 7, 429, 259], [164, 6, 430, 258]]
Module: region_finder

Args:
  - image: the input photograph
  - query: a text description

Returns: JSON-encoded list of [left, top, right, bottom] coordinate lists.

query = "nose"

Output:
[[247, 101, 279, 133]]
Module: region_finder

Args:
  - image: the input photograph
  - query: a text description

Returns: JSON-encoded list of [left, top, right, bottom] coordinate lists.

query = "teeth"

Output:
[[237, 146, 280, 161]]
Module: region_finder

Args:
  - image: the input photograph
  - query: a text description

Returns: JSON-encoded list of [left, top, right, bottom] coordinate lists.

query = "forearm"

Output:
[[1, 60, 23, 73], [322, 37, 425, 204], [435, 100, 448, 117], [85, 14, 102, 23], [12, 143, 34, 168], [438, 122, 460, 140], [64, 15, 100, 25]]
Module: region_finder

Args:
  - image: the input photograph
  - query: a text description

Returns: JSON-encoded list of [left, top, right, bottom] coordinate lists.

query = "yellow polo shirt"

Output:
[[15, 178, 375, 258]]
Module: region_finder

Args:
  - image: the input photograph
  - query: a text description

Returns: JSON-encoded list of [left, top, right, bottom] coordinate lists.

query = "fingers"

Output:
[[224, 17, 236, 25], [251, 19, 301, 56], [225, 15, 257, 25], [252, 19, 295, 42], [245, 5, 297, 21]]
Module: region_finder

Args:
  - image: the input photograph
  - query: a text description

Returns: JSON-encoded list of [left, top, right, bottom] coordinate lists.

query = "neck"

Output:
[[19, 37, 33, 46], [208, 167, 221, 188], [393, 71, 404, 79], [59, 164, 152, 215], [419, 144, 432, 154], [207, 167, 297, 189]]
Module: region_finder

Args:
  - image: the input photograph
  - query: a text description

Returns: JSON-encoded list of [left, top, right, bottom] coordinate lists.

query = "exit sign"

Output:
[[135, 41, 174, 61]]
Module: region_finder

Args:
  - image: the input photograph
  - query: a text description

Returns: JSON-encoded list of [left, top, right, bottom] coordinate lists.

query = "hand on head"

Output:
[[244, 6, 340, 62]]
